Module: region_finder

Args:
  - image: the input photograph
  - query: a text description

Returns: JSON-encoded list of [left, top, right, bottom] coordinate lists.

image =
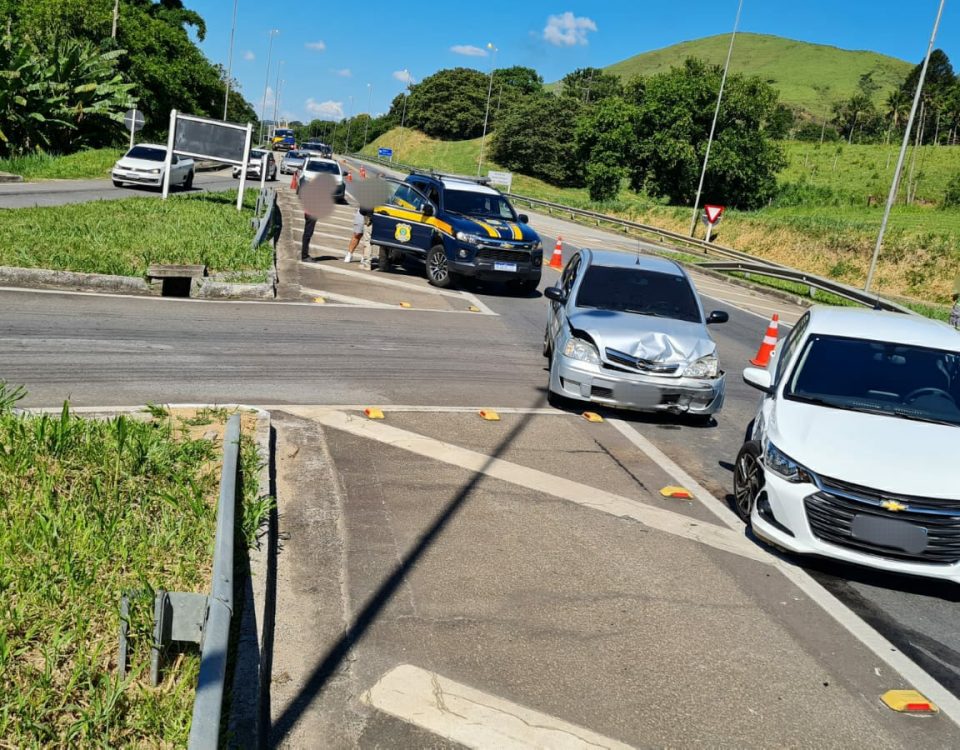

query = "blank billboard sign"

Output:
[[174, 116, 248, 164]]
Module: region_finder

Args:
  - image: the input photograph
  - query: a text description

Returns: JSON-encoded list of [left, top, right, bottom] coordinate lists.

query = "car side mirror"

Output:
[[743, 367, 773, 394], [518, 213, 529, 224], [544, 286, 566, 303], [422, 203, 435, 218], [707, 310, 729, 325]]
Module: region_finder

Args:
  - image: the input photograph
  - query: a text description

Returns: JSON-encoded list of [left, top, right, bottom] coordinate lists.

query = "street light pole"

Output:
[[865, 0, 946, 292], [344, 96, 355, 152], [398, 70, 410, 159], [477, 43, 498, 176], [362, 83, 374, 147], [258, 29, 279, 144], [222, 0, 239, 120], [271, 60, 285, 135], [689, 0, 743, 237]]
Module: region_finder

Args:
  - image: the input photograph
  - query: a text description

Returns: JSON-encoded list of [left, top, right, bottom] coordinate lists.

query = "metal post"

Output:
[[689, 0, 743, 236], [865, 0, 946, 292], [258, 30, 278, 145], [344, 96, 355, 153], [477, 44, 497, 176], [259, 152, 268, 193], [111, 0, 119, 39], [162, 109, 176, 200], [128, 105, 137, 150], [186, 415, 241, 749], [222, 0, 239, 121], [362, 83, 373, 147], [237, 123, 252, 211], [398, 81, 409, 159], [272, 61, 284, 135]]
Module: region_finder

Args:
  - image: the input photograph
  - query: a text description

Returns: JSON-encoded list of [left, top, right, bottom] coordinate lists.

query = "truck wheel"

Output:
[[377, 246, 392, 272], [182, 170, 194, 190], [426, 245, 453, 288]]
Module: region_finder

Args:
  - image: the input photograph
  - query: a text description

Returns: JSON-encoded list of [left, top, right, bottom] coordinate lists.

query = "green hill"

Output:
[[599, 33, 912, 119]]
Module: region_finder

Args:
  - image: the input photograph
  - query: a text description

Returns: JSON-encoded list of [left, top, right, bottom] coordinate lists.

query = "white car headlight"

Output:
[[683, 353, 719, 378], [563, 337, 600, 365], [149, 168, 161, 174], [531, 240, 542, 251], [764, 441, 813, 484], [456, 231, 484, 245]]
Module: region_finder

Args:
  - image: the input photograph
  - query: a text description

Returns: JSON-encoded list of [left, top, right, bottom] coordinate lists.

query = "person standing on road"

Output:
[[344, 208, 372, 268], [297, 172, 317, 261]]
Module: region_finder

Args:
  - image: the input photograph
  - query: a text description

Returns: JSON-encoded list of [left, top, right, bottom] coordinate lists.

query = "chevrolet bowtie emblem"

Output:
[[881, 499, 907, 513]]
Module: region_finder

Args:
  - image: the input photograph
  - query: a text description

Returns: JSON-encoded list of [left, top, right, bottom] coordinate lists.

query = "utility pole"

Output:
[[344, 96, 355, 152], [222, 0, 239, 120], [362, 83, 374, 147], [689, 0, 743, 237], [398, 70, 411, 159], [258, 29, 279, 144], [865, 0, 945, 292], [111, 0, 119, 39], [477, 43, 498, 176], [271, 60, 285, 136]]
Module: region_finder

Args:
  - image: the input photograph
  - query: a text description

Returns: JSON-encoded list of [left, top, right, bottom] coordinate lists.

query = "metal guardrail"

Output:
[[188, 413, 241, 749], [348, 153, 914, 314], [252, 188, 276, 249]]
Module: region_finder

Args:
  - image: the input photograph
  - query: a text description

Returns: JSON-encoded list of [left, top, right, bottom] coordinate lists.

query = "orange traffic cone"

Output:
[[290, 171, 298, 190], [549, 236, 564, 270], [346, 171, 353, 182], [750, 314, 780, 367], [359, 165, 367, 179]]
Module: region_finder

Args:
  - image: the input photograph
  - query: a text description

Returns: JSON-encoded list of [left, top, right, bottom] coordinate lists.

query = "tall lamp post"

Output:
[[688, 0, 743, 237], [344, 96, 355, 152], [222, 0, 239, 120], [271, 60, 285, 135], [865, 0, 946, 292], [477, 43, 498, 176], [258, 29, 279, 144], [398, 70, 411, 159], [362, 83, 374, 148]]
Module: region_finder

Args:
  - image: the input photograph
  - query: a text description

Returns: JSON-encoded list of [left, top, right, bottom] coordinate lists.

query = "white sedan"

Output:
[[735, 306, 960, 582], [112, 144, 194, 189]]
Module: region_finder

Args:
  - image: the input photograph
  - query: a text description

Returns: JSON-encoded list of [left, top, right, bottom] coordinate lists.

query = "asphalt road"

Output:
[[0, 169, 243, 208]]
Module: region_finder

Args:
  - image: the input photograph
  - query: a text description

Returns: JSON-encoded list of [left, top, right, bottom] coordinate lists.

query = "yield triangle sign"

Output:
[[704, 204, 724, 224]]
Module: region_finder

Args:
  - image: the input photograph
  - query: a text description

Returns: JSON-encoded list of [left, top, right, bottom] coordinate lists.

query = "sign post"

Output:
[[124, 107, 145, 150], [377, 147, 393, 161], [701, 204, 725, 242], [161, 109, 177, 200], [487, 170, 513, 192], [236, 123, 252, 211]]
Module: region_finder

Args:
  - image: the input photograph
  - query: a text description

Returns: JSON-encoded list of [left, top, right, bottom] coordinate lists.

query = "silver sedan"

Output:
[[544, 249, 728, 419]]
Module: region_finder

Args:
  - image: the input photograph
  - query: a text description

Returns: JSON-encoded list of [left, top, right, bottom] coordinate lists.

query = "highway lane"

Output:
[[0, 169, 243, 208]]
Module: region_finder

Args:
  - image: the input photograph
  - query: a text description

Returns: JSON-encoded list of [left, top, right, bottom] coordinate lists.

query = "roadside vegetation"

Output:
[[0, 147, 123, 180], [0, 190, 268, 277], [0, 385, 269, 745]]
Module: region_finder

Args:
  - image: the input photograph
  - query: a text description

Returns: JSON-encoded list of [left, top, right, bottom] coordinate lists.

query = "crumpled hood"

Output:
[[454, 215, 538, 244], [770, 398, 959, 499], [568, 310, 714, 365]]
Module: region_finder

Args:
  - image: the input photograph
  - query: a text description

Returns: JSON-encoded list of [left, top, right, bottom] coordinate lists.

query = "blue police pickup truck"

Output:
[[370, 171, 542, 291]]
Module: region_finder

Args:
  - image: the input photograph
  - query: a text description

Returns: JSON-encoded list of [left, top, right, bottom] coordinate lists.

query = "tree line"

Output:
[[0, 0, 257, 158]]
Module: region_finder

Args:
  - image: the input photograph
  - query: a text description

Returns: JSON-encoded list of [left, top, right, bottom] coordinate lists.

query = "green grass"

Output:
[[0, 190, 269, 277], [598, 33, 911, 119], [0, 148, 124, 181]]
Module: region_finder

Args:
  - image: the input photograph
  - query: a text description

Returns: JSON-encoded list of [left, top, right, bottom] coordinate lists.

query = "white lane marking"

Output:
[[264, 405, 563, 415], [608, 418, 960, 727], [308, 409, 770, 563], [297, 287, 492, 316], [363, 664, 635, 750]]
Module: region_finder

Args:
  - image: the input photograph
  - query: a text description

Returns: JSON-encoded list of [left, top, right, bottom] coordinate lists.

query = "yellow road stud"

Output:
[[660, 486, 693, 499], [582, 411, 603, 423], [881, 690, 938, 713], [468, 305, 481, 312], [478, 410, 500, 421], [364, 408, 385, 420], [313, 296, 326, 304], [399, 301, 412, 308]]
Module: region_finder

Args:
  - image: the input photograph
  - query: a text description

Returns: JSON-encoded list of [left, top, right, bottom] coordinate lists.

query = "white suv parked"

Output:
[[734, 306, 960, 582]]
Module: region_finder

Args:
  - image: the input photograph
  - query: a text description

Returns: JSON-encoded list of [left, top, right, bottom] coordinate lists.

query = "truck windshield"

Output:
[[785, 334, 960, 426], [444, 189, 515, 220]]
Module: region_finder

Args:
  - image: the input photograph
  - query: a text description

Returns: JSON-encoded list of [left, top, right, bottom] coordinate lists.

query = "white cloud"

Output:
[[543, 11, 597, 46], [243, 50, 255, 61], [334, 68, 352, 77], [305, 40, 326, 51], [393, 69, 414, 84], [306, 98, 344, 120], [450, 44, 488, 57]]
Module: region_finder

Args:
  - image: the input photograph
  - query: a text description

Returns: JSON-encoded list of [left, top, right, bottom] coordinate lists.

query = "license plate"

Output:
[[494, 262, 517, 272], [851, 514, 927, 554]]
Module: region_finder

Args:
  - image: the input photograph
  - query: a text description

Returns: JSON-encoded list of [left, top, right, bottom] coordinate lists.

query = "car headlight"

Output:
[[563, 337, 600, 365], [683, 353, 719, 378], [764, 441, 813, 483], [531, 240, 542, 251], [456, 231, 484, 245], [149, 168, 161, 174]]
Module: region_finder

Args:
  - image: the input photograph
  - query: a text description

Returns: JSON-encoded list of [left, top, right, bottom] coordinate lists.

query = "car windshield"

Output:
[[443, 189, 515, 220], [249, 150, 267, 160], [575, 266, 702, 323], [125, 146, 165, 162], [785, 334, 960, 426], [286, 151, 304, 159], [305, 160, 339, 174]]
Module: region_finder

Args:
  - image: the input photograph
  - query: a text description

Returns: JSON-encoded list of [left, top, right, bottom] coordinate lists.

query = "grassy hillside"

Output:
[[599, 33, 911, 119], [359, 128, 960, 304]]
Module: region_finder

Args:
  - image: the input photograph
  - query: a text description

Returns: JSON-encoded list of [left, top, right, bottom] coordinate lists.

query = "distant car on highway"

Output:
[[543, 250, 728, 418], [232, 149, 277, 181], [111, 144, 194, 189], [735, 307, 960, 582], [298, 156, 346, 203], [301, 141, 332, 158], [280, 150, 307, 175]]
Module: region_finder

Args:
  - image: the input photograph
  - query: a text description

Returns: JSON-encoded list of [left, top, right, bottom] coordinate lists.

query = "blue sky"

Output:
[[188, 1, 960, 124]]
